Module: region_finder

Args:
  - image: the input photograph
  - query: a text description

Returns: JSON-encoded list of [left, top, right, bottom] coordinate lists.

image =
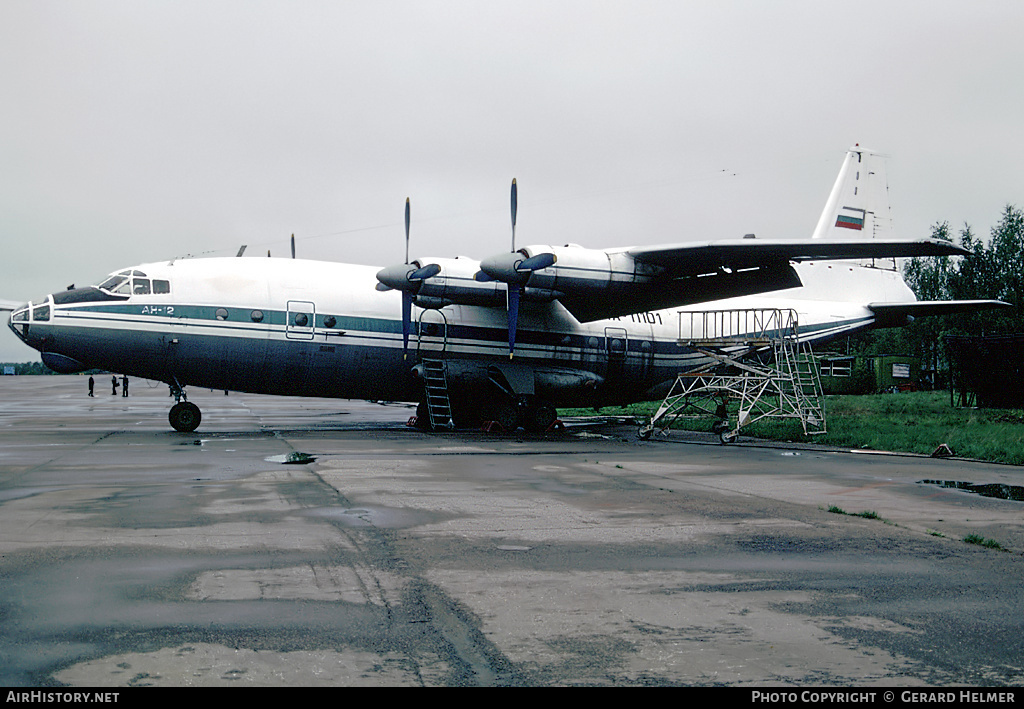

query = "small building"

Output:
[[818, 354, 920, 394]]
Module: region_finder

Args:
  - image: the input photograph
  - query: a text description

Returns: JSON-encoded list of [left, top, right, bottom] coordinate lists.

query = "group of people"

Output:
[[86, 374, 128, 397]]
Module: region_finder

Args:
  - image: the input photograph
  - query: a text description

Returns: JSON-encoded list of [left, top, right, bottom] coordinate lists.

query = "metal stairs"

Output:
[[420, 358, 454, 429], [640, 308, 827, 441]]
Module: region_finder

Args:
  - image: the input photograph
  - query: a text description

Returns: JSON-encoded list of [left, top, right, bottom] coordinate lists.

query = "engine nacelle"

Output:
[[478, 250, 558, 284], [410, 257, 504, 308], [507, 244, 655, 295]]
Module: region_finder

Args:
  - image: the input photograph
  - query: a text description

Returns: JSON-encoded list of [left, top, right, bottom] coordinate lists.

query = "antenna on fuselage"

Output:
[[236, 245, 247, 257]]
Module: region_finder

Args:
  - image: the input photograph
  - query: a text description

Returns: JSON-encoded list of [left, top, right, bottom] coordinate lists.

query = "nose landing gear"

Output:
[[169, 401, 202, 432], [167, 379, 202, 432]]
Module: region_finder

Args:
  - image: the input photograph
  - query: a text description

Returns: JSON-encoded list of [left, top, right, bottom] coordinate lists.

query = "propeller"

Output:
[[506, 179, 520, 358], [476, 179, 556, 358], [374, 199, 441, 360], [291, 234, 296, 259]]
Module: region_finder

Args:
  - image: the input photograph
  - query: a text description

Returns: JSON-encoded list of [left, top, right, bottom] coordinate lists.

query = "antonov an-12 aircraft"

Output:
[[4, 146, 1006, 433]]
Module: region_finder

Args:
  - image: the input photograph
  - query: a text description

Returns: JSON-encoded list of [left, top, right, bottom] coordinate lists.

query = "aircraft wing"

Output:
[[0, 299, 24, 312], [625, 237, 967, 274], [548, 237, 970, 322], [387, 237, 972, 324], [868, 299, 1012, 326]]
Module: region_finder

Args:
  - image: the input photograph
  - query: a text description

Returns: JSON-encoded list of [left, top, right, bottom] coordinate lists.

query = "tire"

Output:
[[483, 399, 520, 432], [414, 401, 433, 430], [719, 429, 737, 445], [169, 401, 201, 433], [523, 400, 557, 432]]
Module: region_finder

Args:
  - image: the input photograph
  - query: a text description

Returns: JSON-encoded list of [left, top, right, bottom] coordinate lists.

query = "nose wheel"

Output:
[[169, 401, 202, 432]]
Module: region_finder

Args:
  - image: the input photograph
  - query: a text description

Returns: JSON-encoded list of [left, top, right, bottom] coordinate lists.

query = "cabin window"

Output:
[[133, 279, 151, 295], [215, 308, 229, 321], [323, 315, 337, 328], [294, 312, 309, 327], [32, 304, 50, 321], [153, 280, 170, 294], [250, 310, 264, 323], [12, 308, 28, 322]]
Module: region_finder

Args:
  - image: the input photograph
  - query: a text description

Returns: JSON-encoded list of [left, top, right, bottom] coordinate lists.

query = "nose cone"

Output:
[[6, 302, 30, 345], [40, 351, 88, 374], [8, 297, 86, 374]]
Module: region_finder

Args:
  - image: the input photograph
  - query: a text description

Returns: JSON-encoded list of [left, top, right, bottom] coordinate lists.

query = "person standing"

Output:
[[88, 376, 94, 397], [122, 375, 129, 397], [111, 375, 118, 395]]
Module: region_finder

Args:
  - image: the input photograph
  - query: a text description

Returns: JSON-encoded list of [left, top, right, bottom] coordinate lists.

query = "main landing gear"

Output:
[[414, 394, 559, 433], [167, 380, 202, 433], [482, 395, 558, 433]]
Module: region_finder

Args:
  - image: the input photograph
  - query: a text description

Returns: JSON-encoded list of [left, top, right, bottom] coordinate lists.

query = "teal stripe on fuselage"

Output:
[[53, 301, 874, 362]]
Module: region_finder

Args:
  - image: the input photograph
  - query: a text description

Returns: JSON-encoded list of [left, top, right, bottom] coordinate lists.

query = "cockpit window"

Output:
[[32, 303, 50, 321], [96, 271, 169, 296], [98, 275, 128, 292]]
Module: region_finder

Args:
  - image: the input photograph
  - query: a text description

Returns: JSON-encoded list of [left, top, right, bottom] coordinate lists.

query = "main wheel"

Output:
[[523, 400, 557, 432], [483, 399, 520, 432], [169, 401, 202, 432], [414, 401, 433, 430]]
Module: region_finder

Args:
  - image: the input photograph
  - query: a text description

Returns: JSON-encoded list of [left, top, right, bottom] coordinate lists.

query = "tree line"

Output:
[[850, 204, 1024, 387]]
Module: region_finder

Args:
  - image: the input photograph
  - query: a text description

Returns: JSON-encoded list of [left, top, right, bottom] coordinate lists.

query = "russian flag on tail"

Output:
[[836, 206, 866, 230]]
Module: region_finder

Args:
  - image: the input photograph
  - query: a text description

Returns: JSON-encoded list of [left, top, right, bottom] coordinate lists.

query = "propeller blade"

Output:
[[409, 263, 441, 281], [510, 178, 517, 251], [291, 234, 296, 259], [404, 198, 410, 264], [507, 284, 521, 359], [402, 291, 412, 360], [517, 252, 556, 272]]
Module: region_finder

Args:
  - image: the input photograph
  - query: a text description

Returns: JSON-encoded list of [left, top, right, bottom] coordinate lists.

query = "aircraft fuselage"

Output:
[[9, 256, 898, 418]]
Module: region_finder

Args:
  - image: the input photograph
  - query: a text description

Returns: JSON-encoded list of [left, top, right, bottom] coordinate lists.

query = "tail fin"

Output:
[[812, 145, 893, 241]]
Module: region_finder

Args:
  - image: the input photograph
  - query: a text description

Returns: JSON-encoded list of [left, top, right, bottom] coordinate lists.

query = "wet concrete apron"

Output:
[[2, 378, 1024, 686]]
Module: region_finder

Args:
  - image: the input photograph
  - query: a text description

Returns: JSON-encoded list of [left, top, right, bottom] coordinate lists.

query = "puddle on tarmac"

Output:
[[918, 479, 1024, 502]]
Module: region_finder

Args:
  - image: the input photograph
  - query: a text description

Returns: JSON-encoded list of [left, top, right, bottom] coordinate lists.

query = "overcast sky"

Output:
[[3, 0, 1023, 361]]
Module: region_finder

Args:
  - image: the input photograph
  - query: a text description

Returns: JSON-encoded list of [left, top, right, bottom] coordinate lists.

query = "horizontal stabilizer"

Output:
[[868, 300, 1012, 326]]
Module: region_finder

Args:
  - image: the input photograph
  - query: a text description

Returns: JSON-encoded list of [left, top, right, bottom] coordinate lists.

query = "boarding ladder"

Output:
[[640, 308, 826, 442], [420, 358, 455, 429]]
